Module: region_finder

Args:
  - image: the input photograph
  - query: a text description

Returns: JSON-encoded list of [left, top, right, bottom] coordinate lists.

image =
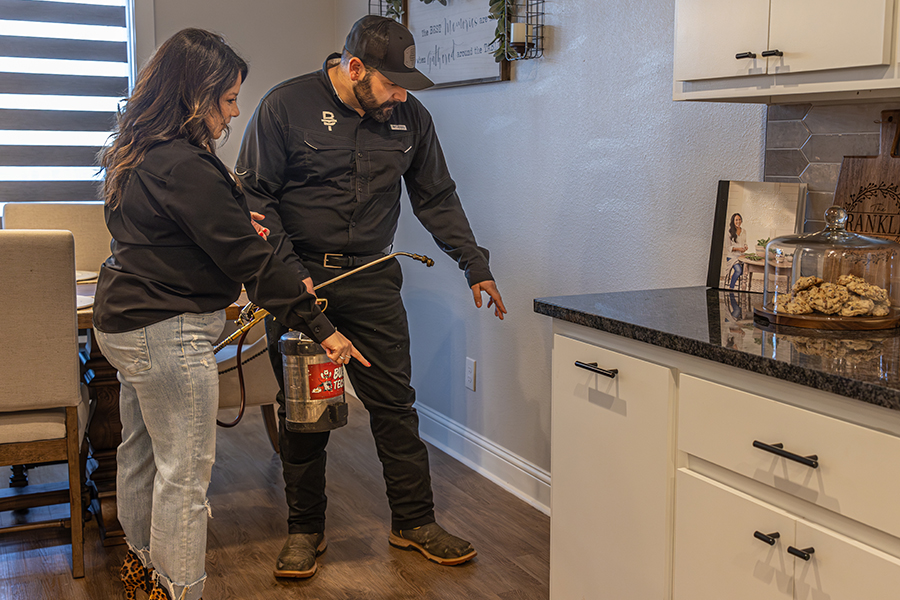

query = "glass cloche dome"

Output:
[[754, 206, 900, 330]]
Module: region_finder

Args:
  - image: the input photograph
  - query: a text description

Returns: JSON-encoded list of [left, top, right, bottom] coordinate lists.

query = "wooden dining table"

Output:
[[76, 282, 246, 546]]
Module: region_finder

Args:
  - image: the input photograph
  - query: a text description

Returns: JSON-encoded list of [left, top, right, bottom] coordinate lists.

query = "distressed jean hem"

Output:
[[154, 571, 207, 600], [128, 542, 153, 571]]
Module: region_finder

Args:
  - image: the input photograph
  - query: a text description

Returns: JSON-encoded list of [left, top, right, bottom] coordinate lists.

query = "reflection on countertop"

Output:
[[534, 286, 900, 411]]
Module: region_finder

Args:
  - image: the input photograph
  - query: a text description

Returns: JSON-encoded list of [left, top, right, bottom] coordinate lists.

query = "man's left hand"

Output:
[[471, 280, 507, 320]]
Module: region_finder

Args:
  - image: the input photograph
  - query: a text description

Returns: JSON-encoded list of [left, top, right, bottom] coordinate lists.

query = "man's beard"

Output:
[[355, 71, 399, 123]]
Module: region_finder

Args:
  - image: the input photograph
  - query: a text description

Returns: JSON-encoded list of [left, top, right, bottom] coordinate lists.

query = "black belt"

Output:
[[298, 251, 387, 269]]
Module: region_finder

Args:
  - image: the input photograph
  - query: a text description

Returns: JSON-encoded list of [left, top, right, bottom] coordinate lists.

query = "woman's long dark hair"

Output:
[[728, 213, 743, 243], [99, 28, 248, 208]]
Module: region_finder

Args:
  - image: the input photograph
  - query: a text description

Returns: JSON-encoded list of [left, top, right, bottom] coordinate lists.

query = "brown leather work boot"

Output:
[[389, 522, 477, 565], [274, 532, 327, 578]]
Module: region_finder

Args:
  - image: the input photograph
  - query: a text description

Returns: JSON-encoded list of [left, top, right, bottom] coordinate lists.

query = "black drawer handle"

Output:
[[788, 546, 814, 561], [574, 361, 618, 379], [735, 52, 757, 59], [753, 531, 780, 546], [753, 441, 819, 469], [761, 49, 783, 57]]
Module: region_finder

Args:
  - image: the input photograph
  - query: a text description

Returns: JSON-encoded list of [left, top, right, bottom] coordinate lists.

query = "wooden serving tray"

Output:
[[754, 305, 900, 330]]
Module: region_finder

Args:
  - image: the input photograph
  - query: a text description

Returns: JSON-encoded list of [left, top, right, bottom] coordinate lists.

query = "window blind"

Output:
[[0, 0, 129, 202]]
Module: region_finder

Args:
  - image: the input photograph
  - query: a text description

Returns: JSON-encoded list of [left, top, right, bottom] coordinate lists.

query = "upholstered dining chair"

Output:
[[2, 202, 111, 273], [216, 320, 281, 453], [0, 229, 89, 578]]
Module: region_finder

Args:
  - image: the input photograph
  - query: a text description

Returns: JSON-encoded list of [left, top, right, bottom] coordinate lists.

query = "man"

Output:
[[235, 15, 507, 579]]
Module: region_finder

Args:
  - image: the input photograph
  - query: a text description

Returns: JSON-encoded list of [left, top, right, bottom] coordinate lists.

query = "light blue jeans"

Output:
[[96, 311, 225, 600]]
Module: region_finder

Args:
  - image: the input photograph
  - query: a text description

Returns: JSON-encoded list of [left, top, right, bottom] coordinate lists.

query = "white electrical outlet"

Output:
[[465, 357, 476, 391]]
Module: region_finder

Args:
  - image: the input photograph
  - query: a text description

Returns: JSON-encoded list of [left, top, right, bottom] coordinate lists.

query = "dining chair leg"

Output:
[[66, 406, 85, 578]]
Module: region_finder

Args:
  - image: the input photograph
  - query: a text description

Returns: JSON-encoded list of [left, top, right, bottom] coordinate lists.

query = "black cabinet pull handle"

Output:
[[735, 52, 757, 59], [761, 49, 783, 57], [753, 441, 819, 468], [753, 531, 781, 546], [788, 546, 815, 561], [574, 361, 618, 379]]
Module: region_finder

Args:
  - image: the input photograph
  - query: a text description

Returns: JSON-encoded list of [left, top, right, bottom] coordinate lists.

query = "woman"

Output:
[[723, 212, 748, 289], [93, 28, 367, 600]]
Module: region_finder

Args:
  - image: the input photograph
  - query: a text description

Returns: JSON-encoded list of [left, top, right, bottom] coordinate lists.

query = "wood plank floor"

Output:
[[0, 395, 549, 599]]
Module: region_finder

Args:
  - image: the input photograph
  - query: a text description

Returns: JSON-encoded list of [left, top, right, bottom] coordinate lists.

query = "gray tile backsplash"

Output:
[[764, 102, 900, 231]]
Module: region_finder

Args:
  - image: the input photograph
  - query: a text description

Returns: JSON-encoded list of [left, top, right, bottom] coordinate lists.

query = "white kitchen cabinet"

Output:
[[673, 0, 771, 81], [679, 375, 900, 539], [673, 0, 900, 102], [673, 469, 795, 600], [550, 333, 675, 600], [675, 0, 893, 81], [674, 470, 900, 600], [548, 320, 900, 599]]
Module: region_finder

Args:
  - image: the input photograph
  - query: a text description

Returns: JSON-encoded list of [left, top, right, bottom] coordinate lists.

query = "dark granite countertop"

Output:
[[535, 286, 900, 412]]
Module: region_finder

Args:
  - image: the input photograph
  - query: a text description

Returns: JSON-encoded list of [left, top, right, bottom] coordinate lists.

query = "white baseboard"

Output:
[[416, 403, 550, 515]]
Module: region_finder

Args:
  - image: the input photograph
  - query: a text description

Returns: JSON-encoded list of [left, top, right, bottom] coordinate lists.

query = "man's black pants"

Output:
[[265, 257, 436, 534]]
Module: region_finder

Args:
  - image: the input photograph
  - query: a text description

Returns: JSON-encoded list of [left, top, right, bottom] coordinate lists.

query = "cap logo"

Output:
[[403, 45, 416, 69]]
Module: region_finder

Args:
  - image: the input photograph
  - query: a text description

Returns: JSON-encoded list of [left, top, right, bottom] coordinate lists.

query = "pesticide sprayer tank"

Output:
[[279, 331, 348, 432]]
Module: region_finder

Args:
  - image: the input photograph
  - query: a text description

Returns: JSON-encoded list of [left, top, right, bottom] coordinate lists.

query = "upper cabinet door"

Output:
[[673, 0, 770, 81], [768, 0, 893, 75]]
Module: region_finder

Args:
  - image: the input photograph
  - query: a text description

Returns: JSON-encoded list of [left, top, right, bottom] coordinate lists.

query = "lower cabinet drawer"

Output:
[[674, 469, 794, 600], [674, 469, 900, 600], [678, 375, 900, 539]]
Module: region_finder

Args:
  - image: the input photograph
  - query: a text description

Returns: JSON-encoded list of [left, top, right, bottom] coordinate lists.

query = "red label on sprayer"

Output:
[[308, 363, 344, 400]]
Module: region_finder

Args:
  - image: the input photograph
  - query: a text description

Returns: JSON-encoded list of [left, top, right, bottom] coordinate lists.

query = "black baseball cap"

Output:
[[345, 15, 434, 91]]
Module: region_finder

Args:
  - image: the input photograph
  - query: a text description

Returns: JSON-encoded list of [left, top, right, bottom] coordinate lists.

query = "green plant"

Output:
[[385, 0, 403, 20], [419, 0, 448, 4], [488, 0, 509, 62], [757, 237, 770, 247]]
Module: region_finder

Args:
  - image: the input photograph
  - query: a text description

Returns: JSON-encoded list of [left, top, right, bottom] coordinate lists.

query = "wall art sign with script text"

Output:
[[405, 0, 510, 88]]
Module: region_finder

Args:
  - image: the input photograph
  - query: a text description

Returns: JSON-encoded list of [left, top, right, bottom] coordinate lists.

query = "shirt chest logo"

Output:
[[390, 124, 407, 131], [322, 111, 337, 131]]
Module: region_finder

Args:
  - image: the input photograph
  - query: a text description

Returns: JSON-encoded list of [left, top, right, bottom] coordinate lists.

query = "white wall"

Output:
[[141, 0, 767, 511], [145, 0, 340, 168], [389, 0, 766, 509]]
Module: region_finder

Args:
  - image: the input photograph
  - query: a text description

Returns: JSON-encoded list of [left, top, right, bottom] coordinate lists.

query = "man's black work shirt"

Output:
[[235, 55, 493, 287]]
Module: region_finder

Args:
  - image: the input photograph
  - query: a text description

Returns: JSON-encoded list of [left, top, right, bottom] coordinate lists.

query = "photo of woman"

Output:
[[722, 212, 748, 289], [707, 180, 807, 292]]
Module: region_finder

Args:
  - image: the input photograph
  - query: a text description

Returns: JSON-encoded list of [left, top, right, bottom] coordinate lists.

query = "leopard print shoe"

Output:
[[120, 549, 154, 600], [147, 580, 202, 600], [147, 581, 168, 600]]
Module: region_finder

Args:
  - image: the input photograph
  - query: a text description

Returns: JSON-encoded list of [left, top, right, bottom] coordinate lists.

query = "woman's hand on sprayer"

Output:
[[321, 331, 370, 367]]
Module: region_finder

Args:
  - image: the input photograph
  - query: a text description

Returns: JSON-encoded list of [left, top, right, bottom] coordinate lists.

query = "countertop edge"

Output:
[[534, 299, 900, 412]]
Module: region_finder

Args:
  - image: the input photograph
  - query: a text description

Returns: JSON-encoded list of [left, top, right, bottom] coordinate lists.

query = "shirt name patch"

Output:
[[322, 111, 337, 131], [390, 124, 408, 131]]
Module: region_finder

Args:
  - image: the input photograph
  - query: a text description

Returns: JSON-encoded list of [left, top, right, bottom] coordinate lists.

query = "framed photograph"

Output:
[[706, 180, 808, 292], [405, 0, 510, 88]]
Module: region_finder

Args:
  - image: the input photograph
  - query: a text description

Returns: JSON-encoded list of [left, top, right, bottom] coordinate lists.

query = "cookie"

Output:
[[792, 276, 824, 293], [840, 294, 874, 317], [808, 283, 849, 314]]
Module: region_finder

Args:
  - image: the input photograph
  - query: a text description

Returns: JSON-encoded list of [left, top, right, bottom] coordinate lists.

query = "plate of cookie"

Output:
[[753, 274, 900, 330]]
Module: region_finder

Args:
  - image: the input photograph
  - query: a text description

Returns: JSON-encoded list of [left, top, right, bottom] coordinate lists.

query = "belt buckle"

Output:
[[323, 253, 343, 269]]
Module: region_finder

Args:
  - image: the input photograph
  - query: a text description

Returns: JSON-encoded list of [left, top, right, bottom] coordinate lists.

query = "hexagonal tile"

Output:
[[768, 104, 811, 121], [801, 133, 879, 162], [767, 120, 811, 149], [799, 162, 842, 193], [765, 149, 808, 177], [803, 103, 896, 134]]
